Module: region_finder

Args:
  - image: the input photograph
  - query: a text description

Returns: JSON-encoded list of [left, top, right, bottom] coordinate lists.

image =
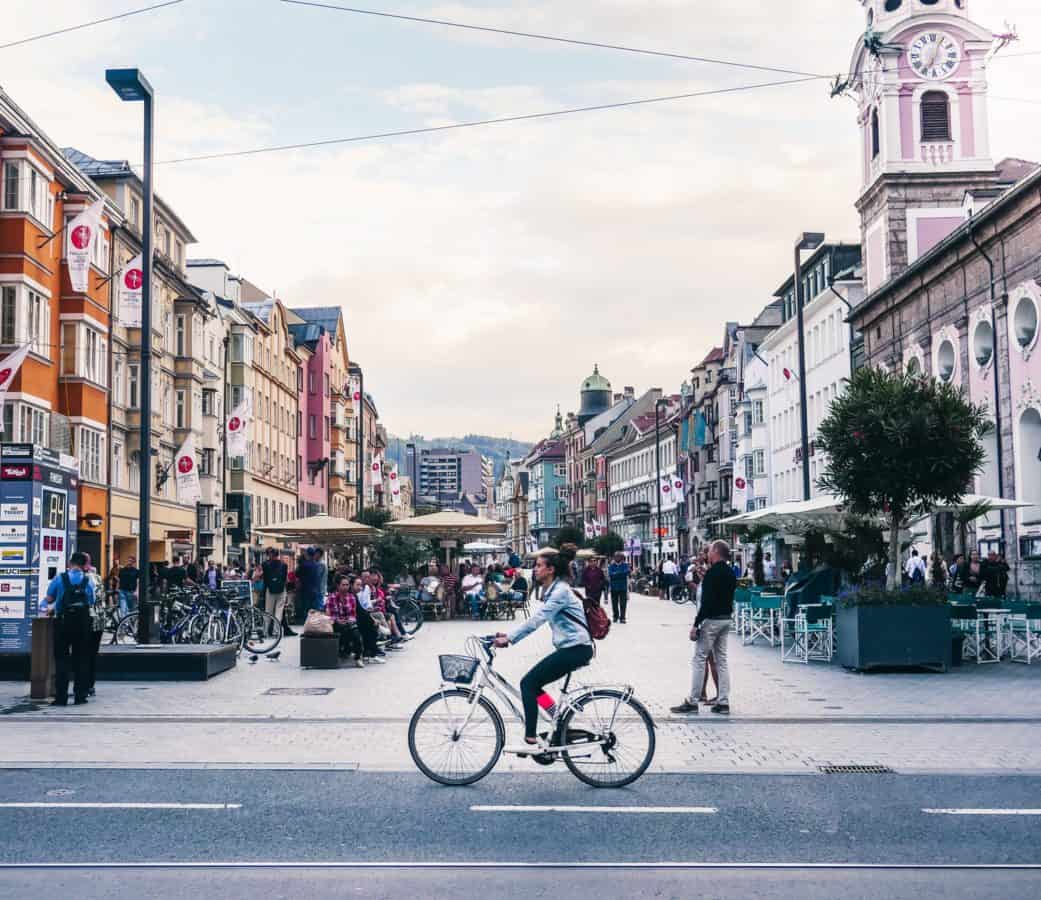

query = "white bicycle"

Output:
[[408, 635, 656, 788]]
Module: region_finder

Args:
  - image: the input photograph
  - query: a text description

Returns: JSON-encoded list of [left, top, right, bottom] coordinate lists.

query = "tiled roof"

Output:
[[699, 347, 724, 366], [288, 322, 322, 346], [996, 157, 1040, 185], [63, 147, 132, 178], [241, 299, 273, 324]]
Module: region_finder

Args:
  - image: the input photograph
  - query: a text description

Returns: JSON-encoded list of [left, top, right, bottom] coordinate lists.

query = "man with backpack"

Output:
[[45, 552, 96, 706]]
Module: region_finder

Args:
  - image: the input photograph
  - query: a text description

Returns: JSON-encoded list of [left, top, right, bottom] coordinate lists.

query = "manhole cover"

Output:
[[264, 688, 334, 696], [819, 764, 895, 775]]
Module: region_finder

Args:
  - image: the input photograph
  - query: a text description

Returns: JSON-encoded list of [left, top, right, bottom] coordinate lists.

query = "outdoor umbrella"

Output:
[[254, 514, 381, 543], [386, 512, 507, 584]]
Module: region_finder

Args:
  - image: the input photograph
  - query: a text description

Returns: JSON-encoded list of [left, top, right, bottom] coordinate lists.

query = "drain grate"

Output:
[[264, 688, 334, 696], [819, 764, 895, 775]]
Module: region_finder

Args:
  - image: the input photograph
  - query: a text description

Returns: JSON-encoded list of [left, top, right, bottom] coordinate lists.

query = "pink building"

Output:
[[290, 323, 332, 516]]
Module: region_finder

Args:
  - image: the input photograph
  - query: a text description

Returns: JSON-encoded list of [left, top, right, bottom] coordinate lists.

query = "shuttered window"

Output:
[[870, 108, 880, 158], [921, 91, 951, 142]]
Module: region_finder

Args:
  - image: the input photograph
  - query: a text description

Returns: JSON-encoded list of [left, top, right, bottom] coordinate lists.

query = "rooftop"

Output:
[[292, 306, 342, 335]]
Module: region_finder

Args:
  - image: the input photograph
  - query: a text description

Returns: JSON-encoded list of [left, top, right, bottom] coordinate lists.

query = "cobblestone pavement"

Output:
[[2, 594, 1039, 773]]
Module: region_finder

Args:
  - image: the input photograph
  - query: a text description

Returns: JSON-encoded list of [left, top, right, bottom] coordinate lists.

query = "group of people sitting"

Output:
[[412, 562, 529, 619], [321, 568, 412, 667]]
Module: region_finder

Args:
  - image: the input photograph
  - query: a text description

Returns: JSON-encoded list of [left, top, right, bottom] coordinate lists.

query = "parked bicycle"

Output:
[[392, 587, 424, 636], [408, 635, 655, 788]]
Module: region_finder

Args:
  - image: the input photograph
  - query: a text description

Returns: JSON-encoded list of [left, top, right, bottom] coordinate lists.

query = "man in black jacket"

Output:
[[262, 548, 293, 636], [671, 539, 735, 715]]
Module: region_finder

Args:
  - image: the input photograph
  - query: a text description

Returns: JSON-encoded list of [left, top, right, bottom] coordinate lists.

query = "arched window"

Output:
[[921, 91, 951, 141], [870, 108, 880, 158]]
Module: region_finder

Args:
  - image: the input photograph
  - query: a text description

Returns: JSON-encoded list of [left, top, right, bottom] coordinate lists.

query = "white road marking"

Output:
[[2, 862, 1041, 870], [470, 805, 717, 814], [923, 808, 1041, 816], [0, 802, 240, 810]]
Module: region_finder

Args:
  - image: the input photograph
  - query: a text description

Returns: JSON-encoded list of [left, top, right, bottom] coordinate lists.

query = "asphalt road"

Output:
[[1, 769, 1040, 868]]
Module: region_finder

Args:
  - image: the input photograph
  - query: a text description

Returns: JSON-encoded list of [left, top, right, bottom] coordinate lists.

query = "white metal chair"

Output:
[[1007, 603, 1041, 665], [781, 604, 834, 664]]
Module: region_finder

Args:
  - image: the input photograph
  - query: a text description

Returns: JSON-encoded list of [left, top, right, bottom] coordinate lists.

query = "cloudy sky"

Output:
[[3, 0, 1040, 440]]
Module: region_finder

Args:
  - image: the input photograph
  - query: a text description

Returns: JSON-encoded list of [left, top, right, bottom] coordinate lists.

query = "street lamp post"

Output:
[[406, 442, 417, 514], [654, 397, 666, 564], [794, 232, 825, 501], [107, 68, 157, 644]]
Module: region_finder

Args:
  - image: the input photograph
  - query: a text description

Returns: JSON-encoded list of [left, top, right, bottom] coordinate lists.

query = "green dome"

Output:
[[581, 364, 611, 393]]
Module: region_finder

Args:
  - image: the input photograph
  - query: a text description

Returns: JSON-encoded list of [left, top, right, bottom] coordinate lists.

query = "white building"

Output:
[[760, 243, 863, 503]]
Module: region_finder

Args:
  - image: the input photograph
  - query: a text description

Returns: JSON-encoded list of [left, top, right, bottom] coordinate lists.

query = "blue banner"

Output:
[[694, 411, 707, 447]]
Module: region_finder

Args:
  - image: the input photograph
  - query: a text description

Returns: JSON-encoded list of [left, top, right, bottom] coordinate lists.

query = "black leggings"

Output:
[[332, 622, 363, 658], [519, 644, 594, 739], [610, 588, 628, 621], [356, 607, 380, 657]]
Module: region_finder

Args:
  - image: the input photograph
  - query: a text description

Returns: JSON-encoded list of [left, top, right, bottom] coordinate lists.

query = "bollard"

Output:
[[30, 616, 55, 701]]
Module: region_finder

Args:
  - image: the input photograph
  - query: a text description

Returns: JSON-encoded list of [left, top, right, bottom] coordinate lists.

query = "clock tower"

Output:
[[851, 0, 999, 293]]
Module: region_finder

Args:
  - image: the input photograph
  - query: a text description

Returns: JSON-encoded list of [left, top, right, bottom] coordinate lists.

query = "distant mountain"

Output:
[[386, 434, 534, 481]]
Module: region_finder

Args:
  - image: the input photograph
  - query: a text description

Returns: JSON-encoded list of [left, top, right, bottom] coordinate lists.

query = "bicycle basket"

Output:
[[439, 654, 479, 684]]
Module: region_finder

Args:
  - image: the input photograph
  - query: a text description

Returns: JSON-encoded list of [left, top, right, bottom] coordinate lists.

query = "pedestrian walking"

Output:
[[45, 552, 96, 706], [82, 553, 106, 698], [671, 539, 735, 715], [580, 555, 606, 606], [117, 555, 140, 617], [607, 552, 630, 623], [262, 548, 293, 636]]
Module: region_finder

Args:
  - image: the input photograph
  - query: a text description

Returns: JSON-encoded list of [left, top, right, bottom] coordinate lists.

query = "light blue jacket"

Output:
[[508, 580, 592, 650]]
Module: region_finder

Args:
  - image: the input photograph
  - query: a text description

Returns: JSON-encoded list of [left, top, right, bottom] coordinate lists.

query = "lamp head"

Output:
[[105, 68, 152, 102], [797, 232, 826, 251]]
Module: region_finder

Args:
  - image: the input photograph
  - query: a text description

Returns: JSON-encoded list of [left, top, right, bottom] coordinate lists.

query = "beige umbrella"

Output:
[[575, 548, 597, 560], [386, 511, 506, 573], [254, 514, 381, 543]]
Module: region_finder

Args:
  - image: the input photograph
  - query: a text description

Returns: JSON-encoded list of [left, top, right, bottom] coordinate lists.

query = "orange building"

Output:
[[1, 88, 117, 571]]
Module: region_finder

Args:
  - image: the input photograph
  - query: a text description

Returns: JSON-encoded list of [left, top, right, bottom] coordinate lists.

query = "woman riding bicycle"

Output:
[[493, 545, 593, 754]]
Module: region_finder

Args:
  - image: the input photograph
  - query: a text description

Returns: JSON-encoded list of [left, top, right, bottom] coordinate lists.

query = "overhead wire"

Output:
[[0, 0, 184, 51], [153, 75, 824, 166], [279, 0, 828, 80]]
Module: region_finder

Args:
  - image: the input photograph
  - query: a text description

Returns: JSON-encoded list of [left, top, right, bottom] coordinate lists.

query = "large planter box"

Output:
[[836, 603, 952, 672]]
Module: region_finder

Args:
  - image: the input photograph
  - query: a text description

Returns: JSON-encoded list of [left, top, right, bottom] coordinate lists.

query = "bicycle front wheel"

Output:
[[398, 598, 423, 636], [408, 688, 504, 786], [112, 612, 138, 645], [558, 689, 656, 788]]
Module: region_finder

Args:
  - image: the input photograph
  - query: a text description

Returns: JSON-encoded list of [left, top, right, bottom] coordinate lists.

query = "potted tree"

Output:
[[815, 367, 988, 672]]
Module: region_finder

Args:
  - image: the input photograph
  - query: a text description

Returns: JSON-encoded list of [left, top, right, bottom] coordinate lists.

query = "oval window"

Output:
[[1014, 296, 1038, 349], [973, 320, 994, 366], [884, 0, 903, 11], [937, 340, 956, 382], [906, 356, 921, 375]]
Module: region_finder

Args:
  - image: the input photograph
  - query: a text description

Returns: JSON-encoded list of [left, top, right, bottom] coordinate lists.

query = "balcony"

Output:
[[623, 502, 652, 519], [921, 141, 954, 166]]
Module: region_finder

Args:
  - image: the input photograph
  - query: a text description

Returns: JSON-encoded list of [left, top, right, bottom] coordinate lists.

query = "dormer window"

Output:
[[870, 108, 880, 158], [921, 91, 951, 141]]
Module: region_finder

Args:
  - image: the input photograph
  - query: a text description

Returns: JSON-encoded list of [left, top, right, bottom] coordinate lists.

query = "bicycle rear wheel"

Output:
[[242, 607, 282, 654], [408, 688, 503, 786], [397, 598, 423, 636], [558, 689, 655, 788]]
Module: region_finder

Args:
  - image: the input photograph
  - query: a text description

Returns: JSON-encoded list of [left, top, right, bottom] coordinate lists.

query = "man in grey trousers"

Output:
[[671, 539, 735, 715]]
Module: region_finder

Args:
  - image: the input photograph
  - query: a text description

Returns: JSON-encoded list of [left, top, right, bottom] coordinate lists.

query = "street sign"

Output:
[[222, 511, 239, 529]]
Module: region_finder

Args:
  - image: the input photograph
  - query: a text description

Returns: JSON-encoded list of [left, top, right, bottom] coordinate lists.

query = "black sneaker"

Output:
[[669, 700, 699, 714], [51, 698, 68, 707], [73, 697, 88, 706], [711, 703, 730, 715]]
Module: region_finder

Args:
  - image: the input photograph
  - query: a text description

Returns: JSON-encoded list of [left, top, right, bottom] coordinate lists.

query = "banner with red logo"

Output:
[[65, 199, 105, 293], [0, 344, 30, 433], [370, 453, 383, 490], [389, 463, 401, 506], [659, 472, 676, 510], [226, 396, 251, 459], [116, 253, 144, 327], [732, 474, 748, 513], [174, 434, 202, 503], [348, 375, 361, 404]]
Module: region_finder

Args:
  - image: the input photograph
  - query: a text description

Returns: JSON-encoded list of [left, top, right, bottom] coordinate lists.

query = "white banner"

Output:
[[671, 474, 685, 507], [732, 475, 748, 514], [65, 198, 105, 293], [659, 473, 676, 510], [349, 375, 361, 403], [226, 396, 252, 458], [389, 463, 401, 506], [116, 253, 144, 327], [174, 435, 202, 504], [370, 452, 383, 488], [0, 344, 31, 433]]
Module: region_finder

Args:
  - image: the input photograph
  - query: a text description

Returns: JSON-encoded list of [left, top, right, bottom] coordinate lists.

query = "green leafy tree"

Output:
[[355, 506, 392, 529], [371, 533, 432, 581], [553, 525, 585, 549], [816, 367, 987, 590], [593, 531, 625, 558]]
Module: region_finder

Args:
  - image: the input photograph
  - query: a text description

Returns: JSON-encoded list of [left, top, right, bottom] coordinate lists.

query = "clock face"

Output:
[[908, 32, 961, 80]]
